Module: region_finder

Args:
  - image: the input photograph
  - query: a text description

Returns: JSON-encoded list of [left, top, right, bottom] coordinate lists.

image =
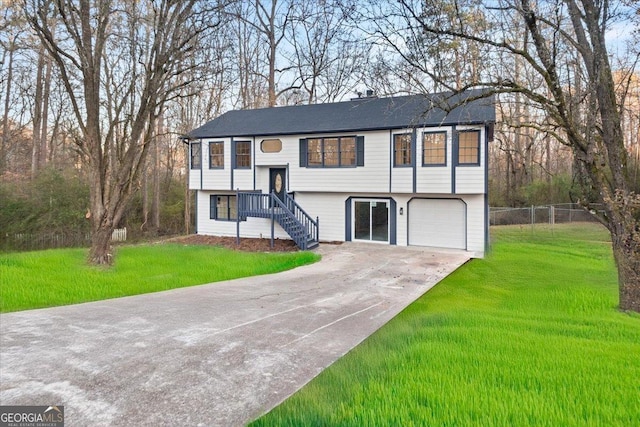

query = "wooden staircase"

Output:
[[237, 192, 319, 250]]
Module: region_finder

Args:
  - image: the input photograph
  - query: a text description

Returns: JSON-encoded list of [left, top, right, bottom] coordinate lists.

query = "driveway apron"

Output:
[[0, 243, 469, 426]]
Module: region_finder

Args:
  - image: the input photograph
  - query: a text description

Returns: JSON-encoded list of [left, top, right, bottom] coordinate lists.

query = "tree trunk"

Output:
[[614, 238, 640, 312], [1, 39, 15, 174], [152, 113, 162, 232], [142, 165, 149, 231], [39, 53, 53, 168], [31, 47, 45, 178], [88, 225, 113, 265], [184, 143, 191, 234], [608, 193, 640, 312]]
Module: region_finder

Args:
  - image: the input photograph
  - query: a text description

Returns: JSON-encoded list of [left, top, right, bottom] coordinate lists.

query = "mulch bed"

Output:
[[171, 235, 299, 252]]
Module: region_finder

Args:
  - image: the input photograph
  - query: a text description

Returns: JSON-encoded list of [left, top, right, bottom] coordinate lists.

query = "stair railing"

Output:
[[283, 193, 319, 247], [237, 191, 319, 250]]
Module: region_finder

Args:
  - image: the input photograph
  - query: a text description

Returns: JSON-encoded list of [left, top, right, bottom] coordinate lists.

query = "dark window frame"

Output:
[[393, 133, 413, 167], [422, 131, 447, 167], [210, 194, 241, 221], [457, 130, 481, 166], [306, 136, 357, 168], [190, 142, 201, 169], [209, 141, 224, 169], [234, 140, 251, 169]]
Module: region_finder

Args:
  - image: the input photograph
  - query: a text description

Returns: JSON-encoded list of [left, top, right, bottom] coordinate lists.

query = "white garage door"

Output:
[[408, 199, 466, 249]]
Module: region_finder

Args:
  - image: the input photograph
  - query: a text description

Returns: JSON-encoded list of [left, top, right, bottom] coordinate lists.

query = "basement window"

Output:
[[210, 195, 238, 221]]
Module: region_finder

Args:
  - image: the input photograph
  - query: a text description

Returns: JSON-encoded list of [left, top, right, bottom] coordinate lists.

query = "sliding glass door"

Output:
[[354, 200, 389, 243]]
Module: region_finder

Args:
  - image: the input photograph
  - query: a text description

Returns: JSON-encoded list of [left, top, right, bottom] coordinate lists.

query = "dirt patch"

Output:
[[171, 235, 299, 252]]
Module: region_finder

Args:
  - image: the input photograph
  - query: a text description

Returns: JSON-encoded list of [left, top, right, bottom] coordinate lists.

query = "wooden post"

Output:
[[270, 193, 275, 249], [236, 192, 241, 245]]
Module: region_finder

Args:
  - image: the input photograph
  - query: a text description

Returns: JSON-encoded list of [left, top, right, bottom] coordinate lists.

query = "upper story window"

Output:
[[422, 132, 447, 166], [261, 139, 282, 153], [393, 133, 412, 167], [190, 142, 201, 169], [304, 136, 358, 168], [458, 130, 480, 165], [209, 141, 224, 169], [235, 141, 251, 169]]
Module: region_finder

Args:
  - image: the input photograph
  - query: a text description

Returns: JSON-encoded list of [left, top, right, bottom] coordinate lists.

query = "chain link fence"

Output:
[[490, 203, 604, 226], [1, 228, 127, 252]]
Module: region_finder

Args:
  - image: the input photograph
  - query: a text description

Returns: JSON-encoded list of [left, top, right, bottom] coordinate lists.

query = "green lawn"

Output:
[[0, 244, 319, 313], [251, 223, 640, 427]]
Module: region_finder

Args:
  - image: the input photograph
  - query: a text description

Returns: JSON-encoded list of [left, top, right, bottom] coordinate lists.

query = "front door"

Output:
[[269, 168, 286, 202]]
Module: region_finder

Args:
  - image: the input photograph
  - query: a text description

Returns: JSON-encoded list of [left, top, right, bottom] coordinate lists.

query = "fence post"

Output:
[[531, 205, 535, 233]]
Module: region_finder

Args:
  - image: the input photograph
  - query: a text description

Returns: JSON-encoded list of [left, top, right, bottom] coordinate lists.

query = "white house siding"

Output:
[[254, 167, 271, 193], [189, 168, 201, 190], [455, 167, 485, 194], [390, 168, 413, 193], [461, 193, 486, 256], [288, 131, 390, 193], [415, 126, 453, 194], [454, 126, 485, 194], [255, 136, 297, 168], [233, 169, 253, 191], [196, 191, 289, 239], [202, 139, 232, 190], [189, 140, 202, 190], [293, 192, 347, 242]]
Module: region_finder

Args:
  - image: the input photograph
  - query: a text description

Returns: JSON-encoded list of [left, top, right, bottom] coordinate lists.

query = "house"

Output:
[[186, 89, 495, 257]]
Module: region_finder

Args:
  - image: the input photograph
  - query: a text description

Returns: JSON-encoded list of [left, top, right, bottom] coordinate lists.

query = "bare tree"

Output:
[[227, 0, 296, 107], [288, 0, 365, 104], [0, 3, 28, 174], [0, 33, 18, 175], [387, 0, 640, 312], [25, 0, 220, 265], [355, 0, 490, 95]]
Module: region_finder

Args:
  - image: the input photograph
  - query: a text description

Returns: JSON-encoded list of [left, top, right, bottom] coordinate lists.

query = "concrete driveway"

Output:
[[0, 243, 469, 426]]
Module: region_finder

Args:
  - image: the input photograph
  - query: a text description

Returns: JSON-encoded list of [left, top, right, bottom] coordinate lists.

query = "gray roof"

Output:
[[189, 89, 495, 139]]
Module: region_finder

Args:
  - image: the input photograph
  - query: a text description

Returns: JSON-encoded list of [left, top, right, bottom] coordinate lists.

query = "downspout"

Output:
[[412, 129, 417, 193], [484, 123, 491, 255], [451, 126, 457, 194], [389, 130, 393, 193]]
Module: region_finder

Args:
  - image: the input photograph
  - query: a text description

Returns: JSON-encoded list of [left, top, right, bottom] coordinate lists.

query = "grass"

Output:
[[251, 223, 640, 427], [0, 244, 319, 313]]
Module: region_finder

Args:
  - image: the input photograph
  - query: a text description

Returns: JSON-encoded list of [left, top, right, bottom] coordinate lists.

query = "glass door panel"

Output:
[[355, 201, 371, 240], [371, 202, 389, 242]]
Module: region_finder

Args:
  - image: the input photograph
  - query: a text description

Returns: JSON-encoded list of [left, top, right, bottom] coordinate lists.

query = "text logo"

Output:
[[0, 406, 64, 427]]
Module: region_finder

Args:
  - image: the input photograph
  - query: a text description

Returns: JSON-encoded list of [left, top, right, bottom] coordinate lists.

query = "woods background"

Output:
[[1, 0, 638, 243]]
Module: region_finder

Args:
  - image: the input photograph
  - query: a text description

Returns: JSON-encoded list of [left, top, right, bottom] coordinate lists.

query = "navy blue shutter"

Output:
[[210, 195, 216, 219], [411, 130, 417, 166], [299, 138, 308, 167], [356, 136, 365, 166], [231, 140, 236, 169]]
